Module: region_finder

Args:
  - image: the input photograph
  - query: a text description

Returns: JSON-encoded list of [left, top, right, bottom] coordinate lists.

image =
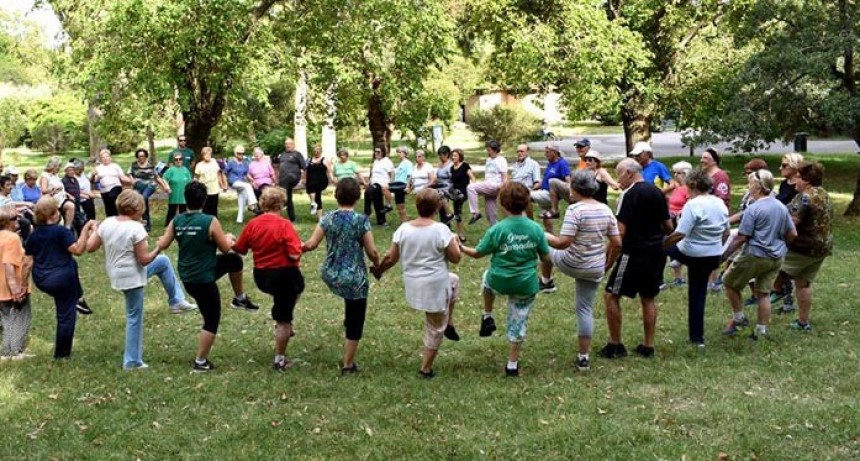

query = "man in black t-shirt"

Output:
[[272, 138, 306, 222], [600, 158, 672, 360]]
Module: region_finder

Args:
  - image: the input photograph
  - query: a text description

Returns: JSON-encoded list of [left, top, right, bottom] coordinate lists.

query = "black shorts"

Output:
[[253, 267, 305, 323], [605, 250, 665, 299]]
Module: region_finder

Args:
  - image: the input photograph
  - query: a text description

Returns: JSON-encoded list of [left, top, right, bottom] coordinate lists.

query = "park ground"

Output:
[[1, 132, 859, 459]]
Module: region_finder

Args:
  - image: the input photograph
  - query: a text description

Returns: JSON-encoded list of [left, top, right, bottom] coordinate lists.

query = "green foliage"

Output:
[[0, 97, 30, 150], [256, 127, 292, 158], [468, 105, 541, 146], [27, 91, 87, 154]]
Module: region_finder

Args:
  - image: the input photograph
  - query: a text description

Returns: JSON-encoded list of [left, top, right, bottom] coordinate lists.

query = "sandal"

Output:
[[468, 213, 483, 225]]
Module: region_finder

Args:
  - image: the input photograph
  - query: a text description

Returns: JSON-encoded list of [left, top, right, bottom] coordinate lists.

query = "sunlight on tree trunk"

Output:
[[294, 68, 308, 158], [322, 83, 337, 161]]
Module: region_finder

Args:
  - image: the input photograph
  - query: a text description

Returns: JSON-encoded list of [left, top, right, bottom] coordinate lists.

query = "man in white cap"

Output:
[[629, 141, 676, 195]]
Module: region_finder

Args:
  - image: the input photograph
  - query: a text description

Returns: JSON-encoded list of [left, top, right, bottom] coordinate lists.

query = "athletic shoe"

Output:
[[722, 317, 749, 336], [668, 259, 682, 269], [479, 316, 496, 337], [76, 299, 93, 315], [231, 296, 259, 312], [124, 362, 150, 371], [659, 282, 669, 291], [505, 365, 519, 377], [468, 213, 483, 225], [671, 278, 686, 288], [192, 359, 215, 373], [708, 281, 723, 293], [790, 320, 812, 332], [780, 298, 796, 314], [341, 363, 359, 375], [169, 300, 198, 315], [597, 343, 628, 359], [539, 279, 557, 294], [576, 356, 590, 371], [248, 204, 262, 216], [382, 204, 393, 214], [444, 324, 460, 341], [743, 296, 758, 307], [769, 289, 788, 304], [273, 358, 294, 372], [309, 202, 318, 215], [634, 344, 654, 358], [418, 369, 435, 379]]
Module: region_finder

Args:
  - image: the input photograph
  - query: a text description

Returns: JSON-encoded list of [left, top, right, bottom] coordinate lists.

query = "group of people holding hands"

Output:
[[0, 136, 833, 380]]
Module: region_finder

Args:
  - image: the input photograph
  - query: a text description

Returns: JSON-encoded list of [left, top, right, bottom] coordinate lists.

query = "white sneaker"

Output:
[[169, 300, 198, 314], [124, 362, 149, 371], [309, 202, 318, 215]]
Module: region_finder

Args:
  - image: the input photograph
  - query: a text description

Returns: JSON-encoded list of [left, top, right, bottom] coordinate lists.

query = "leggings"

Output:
[[306, 186, 324, 210], [573, 279, 599, 338], [344, 298, 367, 340], [203, 194, 219, 218], [165, 204, 187, 227], [102, 186, 122, 217], [184, 282, 221, 334]]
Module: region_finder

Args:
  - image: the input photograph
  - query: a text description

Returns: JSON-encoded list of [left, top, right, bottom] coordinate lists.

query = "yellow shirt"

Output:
[[195, 160, 222, 195]]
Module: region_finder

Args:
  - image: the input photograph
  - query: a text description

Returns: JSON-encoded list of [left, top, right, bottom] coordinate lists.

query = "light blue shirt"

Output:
[[738, 196, 795, 259], [10, 182, 24, 202], [395, 159, 412, 184], [676, 194, 730, 257], [511, 157, 541, 188]]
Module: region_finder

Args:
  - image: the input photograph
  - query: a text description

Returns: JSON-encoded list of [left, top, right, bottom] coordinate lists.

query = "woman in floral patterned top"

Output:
[[302, 177, 380, 375]]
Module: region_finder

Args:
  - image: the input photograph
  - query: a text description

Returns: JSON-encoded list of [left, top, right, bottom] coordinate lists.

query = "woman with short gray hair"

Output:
[[40, 156, 76, 228], [540, 169, 622, 371]]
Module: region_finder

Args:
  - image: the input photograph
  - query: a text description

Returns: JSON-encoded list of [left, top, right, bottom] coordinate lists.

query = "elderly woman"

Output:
[[391, 146, 413, 223], [779, 162, 833, 331], [700, 148, 731, 212], [364, 146, 395, 226], [20, 169, 42, 204], [662, 169, 730, 346], [302, 178, 381, 375], [450, 148, 475, 243], [407, 150, 436, 194], [461, 182, 550, 377], [373, 188, 462, 378], [129, 148, 169, 231], [776, 153, 804, 205], [225, 145, 260, 223], [86, 190, 163, 370], [433, 145, 455, 223], [539, 170, 621, 370], [233, 187, 304, 371], [248, 147, 276, 199], [582, 151, 619, 205], [467, 140, 508, 226], [195, 146, 227, 218], [667, 161, 693, 218], [40, 156, 76, 228], [0, 205, 33, 360], [25, 197, 96, 359], [331, 148, 362, 183], [721, 170, 796, 340], [304, 145, 330, 220], [93, 148, 132, 217], [163, 151, 193, 225]]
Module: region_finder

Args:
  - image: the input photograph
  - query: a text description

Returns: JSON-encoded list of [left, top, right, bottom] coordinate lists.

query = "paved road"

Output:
[[528, 132, 860, 161]]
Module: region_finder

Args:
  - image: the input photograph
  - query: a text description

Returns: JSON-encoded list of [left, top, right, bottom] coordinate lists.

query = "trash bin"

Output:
[[793, 132, 808, 153]]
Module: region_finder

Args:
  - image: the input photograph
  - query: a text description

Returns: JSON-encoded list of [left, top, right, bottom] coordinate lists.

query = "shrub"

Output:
[[468, 105, 541, 147], [0, 97, 29, 150], [28, 92, 87, 154], [256, 127, 292, 157]]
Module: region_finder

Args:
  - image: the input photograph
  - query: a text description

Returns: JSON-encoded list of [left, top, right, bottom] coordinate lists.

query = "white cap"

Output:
[[584, 150, 602, 161], [629, 141, 652, 156]]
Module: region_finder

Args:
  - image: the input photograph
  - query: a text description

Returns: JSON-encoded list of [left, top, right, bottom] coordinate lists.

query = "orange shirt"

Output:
[[0, 230, 29, 301], [577, 158, 587, 170]]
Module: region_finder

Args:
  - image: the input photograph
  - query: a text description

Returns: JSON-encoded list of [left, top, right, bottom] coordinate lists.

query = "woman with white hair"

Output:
[[40, 156, 76, 228], [93, 148, 132, 217], [666, 161, 693, 287]]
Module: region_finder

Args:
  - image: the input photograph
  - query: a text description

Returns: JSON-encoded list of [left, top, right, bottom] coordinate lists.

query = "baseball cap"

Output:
[[6, 166, 18, 175], [629, 141, 652, 156], [573, 138, 591, 148]]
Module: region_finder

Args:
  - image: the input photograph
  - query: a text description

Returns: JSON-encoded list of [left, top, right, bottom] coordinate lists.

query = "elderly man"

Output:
[[273, 138, 306, 222], [510, 144, 541, 218], [532, 144, 571, 230], [573, 138, 591, 170], [600, 158, 672, 359], [629, 141, 675, 195]]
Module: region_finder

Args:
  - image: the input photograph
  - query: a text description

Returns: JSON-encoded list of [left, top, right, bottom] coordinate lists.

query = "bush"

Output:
[[0, 97, 29, 150], [256, 127, 292, 157], [28, 92, 87, 154], [468, 105, 541, 147]]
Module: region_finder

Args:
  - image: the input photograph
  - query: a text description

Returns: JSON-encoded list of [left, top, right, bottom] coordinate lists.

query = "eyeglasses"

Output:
[[673, 170, 685, 175], [780, 163, 790, 168], [586, 158, 598, 162], [516, 150, 527, 153], [174, 157, 184, 161], [178, 139, 187, 143]]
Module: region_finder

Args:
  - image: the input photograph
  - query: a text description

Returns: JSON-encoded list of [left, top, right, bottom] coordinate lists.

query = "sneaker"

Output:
[[671, 278, 686, 288], [780, 298, 796, 314], [743, 296, 758, 307], [790, 320, 812, 331], [341, 363, 359, 375], [539, 279, 557, 294], [309, 202, 318, 215], [634, 344, 655, 358], [76, 299, 93, 315], [708, 281, 723, 293], [248, 204, 262, 216], [192, 359, 215, 372], [231, 296, 259, 312], [169, 300, 198, 315], [273, 358, 294, 371], [597, 343, 628, 359], [669, 259, 682, 269], [444, 325, 460, 341], [479, 316, 497, 337], [468, 213, 483, 225], [722, 317, 749, 336], [505, 365, 519, 377], [418, 369, 435, 379], [769, 289, 788, 304], [382, 204, 393, 214], [124, 362, 150, 371], [575, 356, 590, 371]]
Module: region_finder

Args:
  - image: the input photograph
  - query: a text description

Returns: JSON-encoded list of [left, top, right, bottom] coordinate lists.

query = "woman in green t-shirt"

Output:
[[330, 148, 364, 184], [162, 152, 193, 226], [460, 182, 550, 377]]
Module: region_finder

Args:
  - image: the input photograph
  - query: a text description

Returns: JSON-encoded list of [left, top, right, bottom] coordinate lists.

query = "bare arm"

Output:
[[722, 233, 748, 261], [4, 263, 23, 302], [133, 238, 160, 266], [20, 255, 32, 293], [374, 242, 400, 278], [663, 231, 685, 250], [362, 231, 380, 267], [600, 168, 620, 190], [546, 233, 573, 250], [73, 221, 98, 255], [444, 236, 461, 264], [467, 170, 477, 183], [301, 225, 325, 252], [208, 218, 235, 253], [605, 234, 622, 271], [156, 221, 175, 251], [459, 244, 484, 259], [662, 219, 674, 235]]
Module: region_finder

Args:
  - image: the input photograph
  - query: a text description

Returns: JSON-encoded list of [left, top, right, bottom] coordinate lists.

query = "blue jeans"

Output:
[[666, 246, 721, 344], [146, 254, 185, 306], [135, 182, 157, 230], [123, 286, 145, 368]]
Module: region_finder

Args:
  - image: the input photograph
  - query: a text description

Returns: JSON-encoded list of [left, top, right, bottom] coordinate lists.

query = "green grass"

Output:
[[1, 154, 859, 460]]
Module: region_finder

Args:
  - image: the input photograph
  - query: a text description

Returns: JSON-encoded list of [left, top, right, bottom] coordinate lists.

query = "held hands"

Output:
[[370, 265, 383, 280]]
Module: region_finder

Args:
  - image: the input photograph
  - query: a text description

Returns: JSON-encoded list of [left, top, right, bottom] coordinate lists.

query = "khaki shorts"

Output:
[[782, 251, 826, 283], [722, 252, 782, 293]]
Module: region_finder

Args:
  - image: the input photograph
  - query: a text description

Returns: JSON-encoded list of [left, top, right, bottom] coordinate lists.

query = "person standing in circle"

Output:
[[194, 146, 227, 218], [305, 145, 330, 220], [274, 138, 306, 222]]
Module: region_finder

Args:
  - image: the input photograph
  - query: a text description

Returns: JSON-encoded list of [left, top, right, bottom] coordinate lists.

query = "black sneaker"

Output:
[[441, 213, 454, 224], [505, 365, 519, 377], [780, 298, 796, 314], [341, 363, 359, 375], [539, 279, 557, 294], [231, 296, 259, 312], [273, 358, 294, 372], [192, 359, 215, 373], [381, 204, 393, 214], [76, 298, 93, 315], [444, 325, 460, 341], [576, 356, 590, 371], [479, 316, 496, 337], [597, 342, 628, 359], [634, 344, 655, 358], [418, 369, 435, 379]]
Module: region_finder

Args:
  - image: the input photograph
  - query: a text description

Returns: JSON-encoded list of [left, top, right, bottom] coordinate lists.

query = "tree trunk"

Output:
[[322, 83, 338, 161], [368, 92, 392, 154], [844, 134, 860, 216], [87, 100, 105, 162], [620, 104, 653, 154], [183, 110, 217, 162], [146, 123, 156, 163], [293, 68, 309, 159]]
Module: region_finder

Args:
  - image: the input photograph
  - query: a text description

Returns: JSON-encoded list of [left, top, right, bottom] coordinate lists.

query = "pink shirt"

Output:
[[668, 185, 690, 216], [248, 159, 275, 188]]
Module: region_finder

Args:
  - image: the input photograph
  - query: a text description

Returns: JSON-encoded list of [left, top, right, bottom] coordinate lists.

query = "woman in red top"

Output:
[[700, 148, 731, 212], [233, 187, 304, 371]]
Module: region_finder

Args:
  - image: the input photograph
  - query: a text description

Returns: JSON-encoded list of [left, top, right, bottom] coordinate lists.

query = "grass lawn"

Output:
[[1, 153, 859, 460]]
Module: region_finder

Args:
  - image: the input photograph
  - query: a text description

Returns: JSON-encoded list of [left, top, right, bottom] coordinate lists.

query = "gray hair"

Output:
[[45, 156, 62, 171], [617, 158, 642, 175], [395, 146, 411, 156], [685, 168, 713, 194], [570, 169, 600, 198], [749, 169, 775, 194]]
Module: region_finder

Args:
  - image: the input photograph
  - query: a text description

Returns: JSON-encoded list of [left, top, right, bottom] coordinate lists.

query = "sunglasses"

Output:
[[586, 158, 598, 162], [174, 157, 184, 161], [178, 139, 187, 143], [780, 163, 790, 168]]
